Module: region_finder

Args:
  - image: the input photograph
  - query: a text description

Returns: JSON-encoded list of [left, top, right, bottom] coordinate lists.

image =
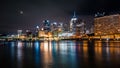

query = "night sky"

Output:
[[0, 0, 120, 34]]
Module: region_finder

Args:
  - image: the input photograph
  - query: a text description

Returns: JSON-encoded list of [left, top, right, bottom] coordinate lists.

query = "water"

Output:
[[0, 40, 120, 68]]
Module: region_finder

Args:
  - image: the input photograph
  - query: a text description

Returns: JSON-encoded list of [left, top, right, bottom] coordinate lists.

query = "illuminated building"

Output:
[[51, 22, 63, 37], [35, 26, 40, 37], [50, 22, 57, 37], [51, 22, 57, 32], [17, 30, 22, 35], [58, 32, 74, 37], [94, 14, 120, 35], [26, 30, 32, 37], [63, 23, 69, 31], [70, 11, 77, 32], [76, 19, 85, 36], [19, 34, 26, 40], [38, 30, 52, 38], [94, 14, 120, 39], [38, 30, 46, 38], [58, 23, 63, 32], [36, 25, 40, 32], [17, 30, 22, 38], [43, 20, 51, 32]]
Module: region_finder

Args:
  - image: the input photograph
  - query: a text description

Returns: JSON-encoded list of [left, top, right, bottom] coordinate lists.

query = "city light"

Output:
[[1, 13, 120, 41]]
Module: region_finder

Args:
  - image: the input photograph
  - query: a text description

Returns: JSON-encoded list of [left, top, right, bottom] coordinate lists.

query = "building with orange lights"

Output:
[[94, 14, 120, 39]]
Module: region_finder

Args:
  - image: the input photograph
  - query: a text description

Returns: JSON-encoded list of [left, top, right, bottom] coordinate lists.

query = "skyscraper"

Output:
[[51, 22, 57, 32], [58, 22, 63, 32], [17, 30, 22, 38], [17, 30, 22, 36], [43, 20, 51, 32], [70, 11, 77, 32], [36, 25, 40, 32], [76, 19, 85, 35]]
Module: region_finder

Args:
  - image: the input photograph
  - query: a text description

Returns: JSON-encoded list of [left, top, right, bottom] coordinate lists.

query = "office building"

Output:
[[69, 11, 77, 32], [43, 20, 51, 32], [94, 14, 120, 36]]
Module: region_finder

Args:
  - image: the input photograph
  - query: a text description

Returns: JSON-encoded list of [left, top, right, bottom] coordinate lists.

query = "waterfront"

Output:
[[0, 40, 120, 68]]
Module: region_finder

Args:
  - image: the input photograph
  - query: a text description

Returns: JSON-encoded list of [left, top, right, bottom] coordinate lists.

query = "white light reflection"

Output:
[[11, 42, 15, 47], [17, 41, 23, 68], [59, 41, 67, 52], [17, 41, 23, 48], [68, 41, 76, 53]]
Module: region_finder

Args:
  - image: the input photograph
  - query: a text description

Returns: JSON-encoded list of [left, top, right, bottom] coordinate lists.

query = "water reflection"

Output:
[[1, 40, 120, 68], [40, 41, 53, 68], [25, 42, 33, 48], [11, 42, 15, 58], [17, 41, 24, 68], [94, 41, 120, 67], [34, 41, 40, 67]]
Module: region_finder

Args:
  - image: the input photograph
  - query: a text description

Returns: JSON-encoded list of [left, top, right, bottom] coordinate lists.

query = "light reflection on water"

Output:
[[40, 41, 53, 68], [17, 41, 24, 68], [0, 40, 120, 68]]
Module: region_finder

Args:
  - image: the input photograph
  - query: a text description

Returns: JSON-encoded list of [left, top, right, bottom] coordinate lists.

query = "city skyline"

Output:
[[0, 0, 120, 34]]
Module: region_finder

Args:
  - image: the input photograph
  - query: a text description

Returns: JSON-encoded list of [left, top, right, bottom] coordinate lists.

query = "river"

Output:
[[0, 40, 120, 68]]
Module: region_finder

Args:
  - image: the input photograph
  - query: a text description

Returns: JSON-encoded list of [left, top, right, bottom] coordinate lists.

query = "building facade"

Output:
[[94, 14, 120, 36], [43, 20, 51, 32], [76, 19, 85, 36], [69, 11, 77, 32]]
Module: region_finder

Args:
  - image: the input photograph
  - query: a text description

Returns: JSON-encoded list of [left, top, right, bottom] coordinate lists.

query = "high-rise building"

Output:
[[94, 14, 120, 36], [38, 30, 45, 38], [51, 22, 57, 32], [76, 19, 85, 35], [36, 26, 40, 32], [17, 30, 22, 35], [63, 23, 69, 31], [58, 22, 63, 32], [43, 20, 51, 32], [26, 30, 32, 37], [51, 22, 62, 37], [17, 30, 22, 38], [70, 11, 77, 32]]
